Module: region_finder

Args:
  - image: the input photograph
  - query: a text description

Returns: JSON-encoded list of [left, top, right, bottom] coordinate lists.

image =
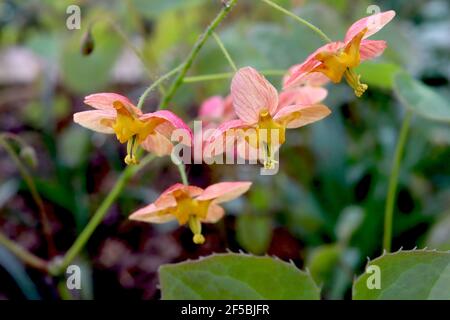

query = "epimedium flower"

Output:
[[195, 95, 237, 162], [283, 64, 330, 89], [284, 10, 396, 97], [207, 67, 331, 168], [279, 65, 329, 114], [73, 93, 191, 164], [199, 95, 235, 125], [129, 181, 252, 244], [278, 85, 328, 111]]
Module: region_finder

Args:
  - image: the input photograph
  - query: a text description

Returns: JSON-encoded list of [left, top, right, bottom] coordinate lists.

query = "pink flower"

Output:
[[278, 86, 328, 111], [129, 181, 252, 244], [73, 93, 191, 164], [284, 10, 396, 97], [194, 95, 237, 162], [283, 64, 330, 88], [199, 95, 235, 125], [207, 67, 331, 168]]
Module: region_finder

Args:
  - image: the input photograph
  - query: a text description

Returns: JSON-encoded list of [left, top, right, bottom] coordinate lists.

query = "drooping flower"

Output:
[[194, 95, 237, 162], [284, 10, 396, 97], [207, 67, 331, 168], [73, 93, 191, 164], [283, 64, 330, 88], [129, 181, 252, 244], [199, 95, 235, 125], [279, 65, 329, 113], [277, 86, 328, 112]]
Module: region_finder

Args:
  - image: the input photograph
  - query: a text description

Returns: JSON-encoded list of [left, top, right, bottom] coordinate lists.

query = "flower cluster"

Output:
[[73, 11, 394, 244]]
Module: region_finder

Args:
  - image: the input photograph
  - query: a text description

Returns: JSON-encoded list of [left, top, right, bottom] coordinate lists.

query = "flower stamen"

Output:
[[262, 142, 278, 169], [344, 68, 368, 97], [188, 215, 205, 244], [124, 136, 140, 165]]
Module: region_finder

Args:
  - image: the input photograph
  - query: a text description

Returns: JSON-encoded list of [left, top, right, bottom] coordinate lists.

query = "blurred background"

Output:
[[0, 0, 449, 299]]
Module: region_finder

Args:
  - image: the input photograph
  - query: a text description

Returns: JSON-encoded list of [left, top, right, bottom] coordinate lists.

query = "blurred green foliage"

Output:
[[0, 0, 449, 299]]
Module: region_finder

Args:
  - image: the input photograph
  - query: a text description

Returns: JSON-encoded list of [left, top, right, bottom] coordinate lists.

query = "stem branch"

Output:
[[212, 32, 237, 71], [136, 65, 183, 110], [0, 232, 48, 272], [159, 0, 238, 108], [0, 134, 56, 258], [54, 154, 156, 274], [177, 163, 189, 185], [261, 0, 332, 43], [183, 70, 285, 83]]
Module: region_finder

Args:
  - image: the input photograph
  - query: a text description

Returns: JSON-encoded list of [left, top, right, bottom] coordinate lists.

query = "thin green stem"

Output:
[[212, 32, 237, 71], [177, 163, 189, 185], [159, 0, 238, 109], [183, 70, 285, 83], [0, 232, 48, 272], [383, 111, 413, 252], [53, 154, 156, 275], [136, 64, 183, 110], [261, 0, 332, 43], [0, 134, 56, 258]]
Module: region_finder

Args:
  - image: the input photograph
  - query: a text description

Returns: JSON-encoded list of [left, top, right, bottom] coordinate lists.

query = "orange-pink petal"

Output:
[[278, 86, 328, 110], [203, 204, 225, 223], [140, 131, 174, 156], [139, 110, 193, 154], [274, 104, 331, 129], [128, 203, 176, 224], [199, 96, 225, 120], [159, 183, 204, 199], [196, 181, 252, 204], [283, 64, 329, 88], [73, 110, 116, 134], [283, 42, 344, 89], [205, 119, 250, 157], [231, 67, 279, 124], [344, 10, 396, 43], [359, 40, 387, 61], [84, 92, 141, 115]]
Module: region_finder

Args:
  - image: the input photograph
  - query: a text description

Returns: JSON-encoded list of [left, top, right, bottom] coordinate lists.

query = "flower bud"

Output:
[[80, 27, 94, 56], [20, 146, 38, 168]]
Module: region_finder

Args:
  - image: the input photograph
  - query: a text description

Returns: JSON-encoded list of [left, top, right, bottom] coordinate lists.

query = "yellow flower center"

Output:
[[244, 110, 285, 169], [111, 101, 158, 165], [172, 193, 211, 244], [311, 28, 368, 97], [257, 110, 286, 146]]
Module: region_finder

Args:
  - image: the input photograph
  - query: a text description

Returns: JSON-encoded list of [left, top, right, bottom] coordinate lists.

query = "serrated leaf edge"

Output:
[[352, 248, 450, 298]]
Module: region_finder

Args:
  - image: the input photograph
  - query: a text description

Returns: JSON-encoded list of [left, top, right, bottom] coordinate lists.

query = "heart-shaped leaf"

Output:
[[236, 214, 272, 255], [393, 72, 450, 122], [159, 253, 320, 299], [355, 62, 401, 89], [353, 250, 450, 300]]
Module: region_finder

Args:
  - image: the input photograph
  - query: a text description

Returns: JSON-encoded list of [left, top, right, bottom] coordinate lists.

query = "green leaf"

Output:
[[353, 250, 450, 300], [145, 9, 200, 63], [34, 179, 74, 211], [393, 72, 450, 122], [58, 125, 90, 168], [236, 215, 272, 255], [355, 62, 401, 89], [307, 244, 342, 285], [130, 0, 206, 19], [0, 247, 40, 299], [60, 21, 121, 94], [159, 253, 320, 299], [335, 206, 364, 243], [0, 179, 19, 209]]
